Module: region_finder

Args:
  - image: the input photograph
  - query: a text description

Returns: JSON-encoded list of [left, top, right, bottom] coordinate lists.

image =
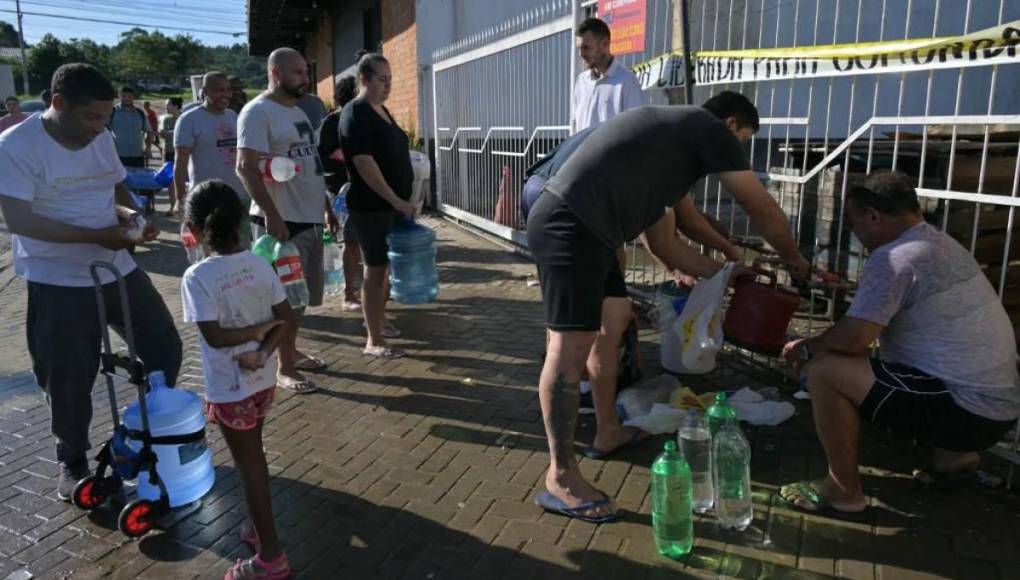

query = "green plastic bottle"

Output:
[[251, 234, 277, 266], [651, 440, 694, 560], [706, 392, 739, 436]]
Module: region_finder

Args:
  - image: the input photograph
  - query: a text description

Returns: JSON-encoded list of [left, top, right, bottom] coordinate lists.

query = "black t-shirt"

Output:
[[338, 98, 413, 211], [544, 106, 750, 249], [317, 110, 347, 194]]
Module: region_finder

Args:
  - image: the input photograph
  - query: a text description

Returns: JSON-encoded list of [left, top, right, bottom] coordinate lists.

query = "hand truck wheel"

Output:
[[71, 475, 107, 510], [118, 499, 156, 537]]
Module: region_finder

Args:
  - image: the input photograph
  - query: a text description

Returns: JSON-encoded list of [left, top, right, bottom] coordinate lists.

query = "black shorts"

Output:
[[348, 209, 399, 267], [860, 359, 1015, 452], [526, 191, 627, 332]]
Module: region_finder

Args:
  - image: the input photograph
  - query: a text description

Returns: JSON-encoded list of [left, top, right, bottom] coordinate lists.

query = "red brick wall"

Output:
[[381, 0, 419, 142], [307, 17, 335, 108]]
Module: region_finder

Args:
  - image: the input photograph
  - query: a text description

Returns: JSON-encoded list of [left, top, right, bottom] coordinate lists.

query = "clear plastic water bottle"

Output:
[[180, 222, 204, 264], [323, 231, 344, 297], [678, 409, 714, 513], [387, 219, 439, 304], [706, 392, 739, 436], [651, 440, 694, 560], [252, 235, 309, 308], [713, 423, 753, 531], [261, 156, 301, 182], [126, 213, 147, 243]]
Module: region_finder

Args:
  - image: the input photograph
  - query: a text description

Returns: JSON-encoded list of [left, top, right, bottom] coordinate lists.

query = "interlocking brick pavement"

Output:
[[1, 202, 1019, 579]]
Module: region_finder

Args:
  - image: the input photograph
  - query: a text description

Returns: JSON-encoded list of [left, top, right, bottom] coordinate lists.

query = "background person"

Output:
[[228, 75, 248, 114], [0, 96, 28, 133], [339, 53, 416, 359], [318, 74, 363, 311], [174, 72, 247, 234], [159, 97, 183, 215], [0, 63, 182, 500], [142, 100, 160, 158], [237, 48, 336, 394], [108, 86, 153, 169]]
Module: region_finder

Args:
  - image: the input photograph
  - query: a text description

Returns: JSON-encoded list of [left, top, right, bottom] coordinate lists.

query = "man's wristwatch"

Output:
[[797, 342, 813, 364]]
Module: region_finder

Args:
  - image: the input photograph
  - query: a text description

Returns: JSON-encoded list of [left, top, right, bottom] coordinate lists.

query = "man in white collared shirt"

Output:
[[572, 17, 642, 133]]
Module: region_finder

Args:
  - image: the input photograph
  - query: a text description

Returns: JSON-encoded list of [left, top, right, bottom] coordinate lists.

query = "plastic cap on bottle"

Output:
[[715, 392, 728, 403], [664, 440, 678, 452]]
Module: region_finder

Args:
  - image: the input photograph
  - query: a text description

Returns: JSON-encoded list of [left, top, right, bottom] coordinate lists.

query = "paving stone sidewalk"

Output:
[[1, 207, 1018, 580]]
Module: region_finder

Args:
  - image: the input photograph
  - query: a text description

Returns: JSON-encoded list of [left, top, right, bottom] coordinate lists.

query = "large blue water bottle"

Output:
[[387, 218, 439, 304], [123, 371, 215, 507]]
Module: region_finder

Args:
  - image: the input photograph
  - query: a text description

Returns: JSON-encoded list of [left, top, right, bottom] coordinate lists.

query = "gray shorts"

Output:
[[251, 222, 325, 307]]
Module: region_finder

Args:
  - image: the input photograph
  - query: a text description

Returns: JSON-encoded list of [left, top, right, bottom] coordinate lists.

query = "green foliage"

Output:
[[0, 20, 20, 47], [12, 29, 264, 93]]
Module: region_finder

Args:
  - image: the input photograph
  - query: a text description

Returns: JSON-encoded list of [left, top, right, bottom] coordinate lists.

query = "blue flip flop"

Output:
[[534, 490, 622, 524]]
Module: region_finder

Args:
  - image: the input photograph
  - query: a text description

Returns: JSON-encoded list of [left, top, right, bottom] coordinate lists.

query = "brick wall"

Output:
[[381, 0, 419, 142], [307, 17, 335, 108]]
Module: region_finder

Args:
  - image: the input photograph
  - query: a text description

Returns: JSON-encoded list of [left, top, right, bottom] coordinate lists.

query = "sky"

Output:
[[0, 0, 247, 47]]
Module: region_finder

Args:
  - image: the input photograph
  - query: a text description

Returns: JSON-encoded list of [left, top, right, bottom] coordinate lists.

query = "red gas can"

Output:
[[723, 273, 801, 356]]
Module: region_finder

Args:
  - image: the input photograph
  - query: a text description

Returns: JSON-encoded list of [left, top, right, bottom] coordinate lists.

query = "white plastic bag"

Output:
[[614, 375, 680, 423], [728, 387, 796, 426], [660, 263, 733, 374], [624, 403, 688, 435]]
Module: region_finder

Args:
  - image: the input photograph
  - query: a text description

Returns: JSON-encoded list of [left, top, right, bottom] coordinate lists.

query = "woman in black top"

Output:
[[339, 53, 415, 359]]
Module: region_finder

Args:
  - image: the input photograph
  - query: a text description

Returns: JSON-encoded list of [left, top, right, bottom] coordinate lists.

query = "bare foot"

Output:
[[780, 477, 866, 513], [931, 449, 980, 474], [592, 425, 648, 455], [544, 468, 618, 519]]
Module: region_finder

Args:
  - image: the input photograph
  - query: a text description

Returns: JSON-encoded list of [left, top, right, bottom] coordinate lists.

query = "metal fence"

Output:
[[431, 0, 1020, 479]]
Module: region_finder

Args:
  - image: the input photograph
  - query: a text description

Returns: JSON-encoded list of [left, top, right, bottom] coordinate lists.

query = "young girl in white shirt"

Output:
[[181, 179, 291, 580]]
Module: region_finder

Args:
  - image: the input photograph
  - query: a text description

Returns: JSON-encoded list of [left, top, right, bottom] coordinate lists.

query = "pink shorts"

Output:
[[207, 388, 276, 431]]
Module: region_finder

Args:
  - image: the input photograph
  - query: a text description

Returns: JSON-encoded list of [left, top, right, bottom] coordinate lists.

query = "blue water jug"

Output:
[[387, 219, 439, 305], [123, 371, 215, 507]]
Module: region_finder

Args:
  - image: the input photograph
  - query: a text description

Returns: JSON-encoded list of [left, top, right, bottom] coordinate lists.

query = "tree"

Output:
[[26, 34, 67, 91], [0, 20, 20, 48]]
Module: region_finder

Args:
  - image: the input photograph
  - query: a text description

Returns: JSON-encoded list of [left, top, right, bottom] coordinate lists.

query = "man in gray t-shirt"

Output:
[[526, 94, 810, 524], [173, 72, 246, 215], [781, 171, 1019, 520], [236, 47, 337, 396]]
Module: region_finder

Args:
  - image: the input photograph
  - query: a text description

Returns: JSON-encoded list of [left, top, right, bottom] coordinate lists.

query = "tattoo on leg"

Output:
[[545, 372, 580, 467]]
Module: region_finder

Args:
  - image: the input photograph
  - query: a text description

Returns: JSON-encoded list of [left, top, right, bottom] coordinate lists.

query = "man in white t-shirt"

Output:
[[572, 17, 642, 133], [174, 72, 247, 227], [237, 47, 338, 395], [0, 64, 182, 501], [564, 17, 644, 443]]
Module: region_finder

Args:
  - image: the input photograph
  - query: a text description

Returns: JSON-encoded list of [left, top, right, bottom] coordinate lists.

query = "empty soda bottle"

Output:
[[251, 234, 276, 265], [706, 392, 739, 436], [713, 422, 753, 531], [651, 440, 694, 560], [261, 156, 301, 182], [678, 409, 714, 513], [180, 222, 204, 264], [251, 234, 309, 308]]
